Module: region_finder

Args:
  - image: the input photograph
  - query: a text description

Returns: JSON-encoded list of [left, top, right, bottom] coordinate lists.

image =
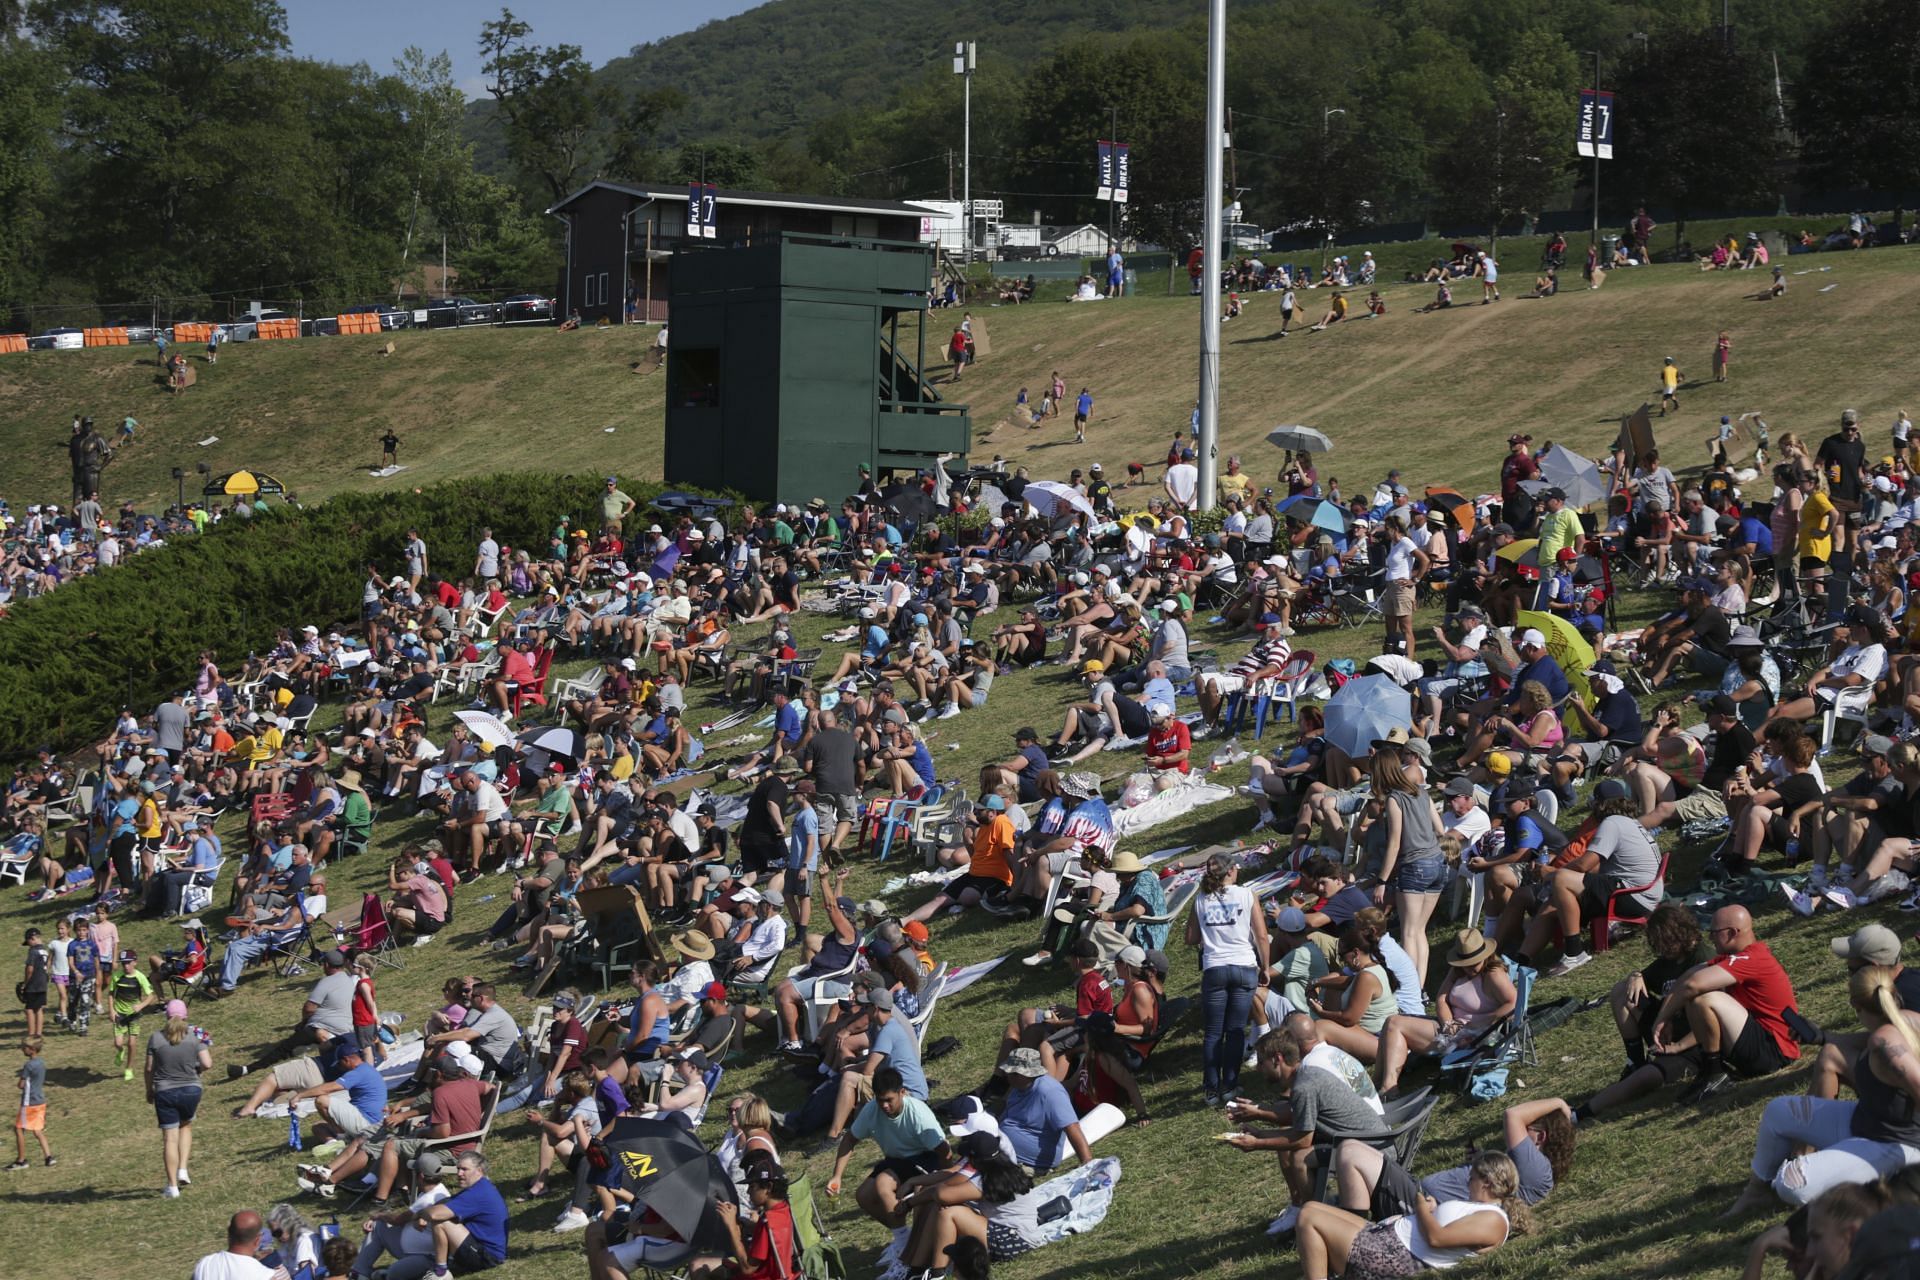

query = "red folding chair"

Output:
[[356, 892, 405, 970], [1591, 850, 1671, 953], [510, 645, 555, 716]]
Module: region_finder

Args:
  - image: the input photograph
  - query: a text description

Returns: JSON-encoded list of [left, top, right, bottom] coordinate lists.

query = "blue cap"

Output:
[[981, 795, 1006, 811], [1258, 612, 1283, 626], [1181, 448, 1195, 459]]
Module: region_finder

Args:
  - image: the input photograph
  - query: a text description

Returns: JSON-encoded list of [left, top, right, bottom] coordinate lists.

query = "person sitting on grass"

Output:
[[1306, 290, 1348, 332], [1333, 1097, 1574, 1221], [892, 1131, 1051, 1276], [906, 796, 1016, 925], [823, 1064, 952, 1228], [1303, 926, 1400, 1065], [1293, 1150, 1530, 1280], [348, 1147, 509, 1280], [1574, 905, 1800, 1122]]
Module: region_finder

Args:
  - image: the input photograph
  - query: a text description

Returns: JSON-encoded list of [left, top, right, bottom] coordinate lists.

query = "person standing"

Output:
[[146, 1000, 211, 1197], [1164, 448, 1200, 512], [8, 1037, 51, 1171], [1186, 853, 1270, 1106], [1380, 513, 1430, 658], [403, 528, 429, 594], [473, 528, 500, 582], [1278, 284, 1296, 337], [1477, 250, 1500, 303], [1533, 488, 1582, 609], [379, 430, 400, 467], [600, 476, 636, 536], [1049, 370, 1065, 418], [1894, 409, 1912, 470], [1714, 330, 1731, 383], [1106, 245, 1125, 299], [1659, 357, 1683, 416], [110, 948, 156, 1082], [19, 928, 49, 1040], [1074, 388, 1093, 445]]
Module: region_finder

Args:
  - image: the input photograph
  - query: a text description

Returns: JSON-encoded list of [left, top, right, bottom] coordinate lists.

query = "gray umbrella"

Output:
[[1266, 425, 1333, 454], [1537, 445, 1608, 509], [1322, 675, 1413, 758]]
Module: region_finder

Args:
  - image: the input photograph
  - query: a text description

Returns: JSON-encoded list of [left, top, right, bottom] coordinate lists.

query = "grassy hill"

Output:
[[2, 252, 1918, 1277], [3, 245, 1916, 514]]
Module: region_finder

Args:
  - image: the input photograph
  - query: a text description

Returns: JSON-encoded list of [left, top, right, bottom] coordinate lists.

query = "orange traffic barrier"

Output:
[[0, 334, 26, 354], [82, 327, 129, 347], [335, 313, 382, 335], [258, 318, 300, 341], [173, 322, 215, 344]]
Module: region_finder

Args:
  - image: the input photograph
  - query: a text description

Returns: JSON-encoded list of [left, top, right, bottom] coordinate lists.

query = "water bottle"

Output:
[[477, 894, 497, 904], [287, 1111, 302, 1151]]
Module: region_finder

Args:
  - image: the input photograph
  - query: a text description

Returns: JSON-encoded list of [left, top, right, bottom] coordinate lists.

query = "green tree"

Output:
[[671, 142, 765, 190], [1794, 0, 1920, 197], [478, 8, 603, 203], [0, 41, 58, 307], [1608, 26, 1781, 245], [1431, 30, 1577, 240]]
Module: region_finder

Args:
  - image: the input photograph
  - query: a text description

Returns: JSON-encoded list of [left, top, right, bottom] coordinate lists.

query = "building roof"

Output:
[[546, 179, 930, 220]]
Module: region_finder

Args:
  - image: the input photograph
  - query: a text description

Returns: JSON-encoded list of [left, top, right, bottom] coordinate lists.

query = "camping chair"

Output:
[[338, 802, 377, 860], [264, 900, 315, 978], [0, 836, 40, 888], [575, 885, 662, 992], [794, 952, 864, 1044], [1331, 567, 1387, 629], [788, 1174, 847, 1280], [554, 666, 607, 724], [909, 963, 951, 1050], [1819, 686, 1875, 754], [1120, 877, 1200, 946], [354, 893, 406, 970], [1308, 1087, 1439, 1203]]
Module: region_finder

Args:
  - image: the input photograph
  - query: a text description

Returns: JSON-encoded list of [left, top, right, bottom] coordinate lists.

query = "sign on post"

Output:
[[686, 183, 718, 238], [1096, 141, 1131, 203], [1577, 89, 1615, 159]]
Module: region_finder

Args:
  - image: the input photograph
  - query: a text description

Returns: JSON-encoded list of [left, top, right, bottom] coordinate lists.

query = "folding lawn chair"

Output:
[[1441, 961, 1537, 1088], [354, 892, 406, 971]]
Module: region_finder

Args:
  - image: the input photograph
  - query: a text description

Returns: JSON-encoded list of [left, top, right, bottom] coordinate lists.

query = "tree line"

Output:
[[2, 0, 1914, 329]]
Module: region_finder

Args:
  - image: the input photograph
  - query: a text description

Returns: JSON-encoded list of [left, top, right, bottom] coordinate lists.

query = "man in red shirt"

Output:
[[1575, 905, 1799, 1121], [1144, 703, 1192, 786], [486, 637, 539, 716]]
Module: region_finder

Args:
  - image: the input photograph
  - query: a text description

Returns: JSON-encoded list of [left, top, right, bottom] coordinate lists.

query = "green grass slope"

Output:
[[6, 248, 1914, 517]]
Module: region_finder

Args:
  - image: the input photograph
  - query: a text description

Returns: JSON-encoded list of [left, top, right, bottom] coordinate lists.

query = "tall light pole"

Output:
[[953, 42, 975, 265], [1197, 0, 1225, 512], [1320, 107, 1346, 273], [1582, 50, 1601, 253]]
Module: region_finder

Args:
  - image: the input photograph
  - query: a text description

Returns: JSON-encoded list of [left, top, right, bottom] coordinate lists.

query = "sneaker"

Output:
[[553, 1207, 591, 1232], [937, 704, 962, 720], [227, 1063, 249, 1081], [1902, 890, 1920, 913], [1681, 1068, 1734, 1105], [1782, 885, 1818, 917], [42, 1156, 55, 1168], [163, 1185, 181, 1198], [123, 1068, 134, 1082], [176, 1167, 188, 1184], [1545, 951, 1594, 978], [778, 1041, 806, 1055], [1824, 886, 1861, 911], [3, 1160, 26, 1171], [1021, 951, 1053, 967], [1265, 1206, 1301, 1237]]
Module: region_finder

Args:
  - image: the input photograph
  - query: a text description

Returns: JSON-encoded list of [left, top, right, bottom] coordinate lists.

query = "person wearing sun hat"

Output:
[[1374, 929, 1517, 1099]]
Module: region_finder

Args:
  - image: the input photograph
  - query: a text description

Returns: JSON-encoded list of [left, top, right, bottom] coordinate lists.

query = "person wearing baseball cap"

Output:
[[906, 790, 1018, 927], [1762, 606, 1890, 735], [1196, 611, 1298, 732]]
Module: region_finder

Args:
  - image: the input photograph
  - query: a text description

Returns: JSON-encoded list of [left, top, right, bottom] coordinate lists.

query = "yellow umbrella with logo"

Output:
[[1516, 609, 1594, 703], [1494, 538, 1537, 564]]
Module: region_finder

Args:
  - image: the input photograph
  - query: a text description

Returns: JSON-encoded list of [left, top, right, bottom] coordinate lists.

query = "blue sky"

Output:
[[283, 0, 765, 96]]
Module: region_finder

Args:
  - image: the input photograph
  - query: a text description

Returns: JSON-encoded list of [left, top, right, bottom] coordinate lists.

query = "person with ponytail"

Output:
[[1725, 963, 1920, 1217], [1295, 1150, 1527, 1278], [1186, 852, 1269, 1105], [1304, 926, 1398, 1064]]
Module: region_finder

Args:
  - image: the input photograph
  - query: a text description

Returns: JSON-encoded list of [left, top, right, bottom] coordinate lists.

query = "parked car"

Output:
[[220, 310, 290, 342], [115, 321, 158, 343], [29, 328, 84, 351], [497, 294, 556, 325], [426, 296, 496, 326]]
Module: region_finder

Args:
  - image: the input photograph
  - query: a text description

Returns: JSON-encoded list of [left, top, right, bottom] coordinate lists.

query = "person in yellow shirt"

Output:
[[238, 716, 285, 793], [1795, 470, 1836, 609], [1659, 356, 1683, 416], [1218, 455, 1253, 505]]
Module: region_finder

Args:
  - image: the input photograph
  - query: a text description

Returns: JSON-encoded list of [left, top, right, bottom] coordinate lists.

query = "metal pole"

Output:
[[1108, 104, 1119, 259], [1197, 0, 1225, 514], [962, 49, 973, 266], [1591, 50, 1601, 251], [644, 217, 653, 325]]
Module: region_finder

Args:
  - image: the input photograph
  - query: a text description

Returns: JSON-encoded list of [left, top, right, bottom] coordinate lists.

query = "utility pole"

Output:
[[947, 148, 953, 201], [1198, 0, 1225, 513], [1585, 49, 1601, 253], [1107, 103, 1119, 257], [953, 42, 975, 266], [1320, 107, 1345, 274], [1492, 108, 1506, 259]]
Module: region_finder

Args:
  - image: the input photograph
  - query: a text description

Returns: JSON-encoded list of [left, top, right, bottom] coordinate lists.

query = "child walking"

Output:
[[350, 955, 386, 1065], [1713, 330, 1731, 383], [1659, 357, 1682, 416], [9, 1038, 53, 1170], [48, 920, 70, 1028]]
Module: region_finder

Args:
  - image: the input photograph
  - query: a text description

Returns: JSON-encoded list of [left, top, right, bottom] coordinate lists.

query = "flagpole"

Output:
[[1197, 0, 1225, 513]]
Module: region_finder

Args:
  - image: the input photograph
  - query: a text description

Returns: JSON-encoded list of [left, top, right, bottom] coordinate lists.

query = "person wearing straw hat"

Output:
[[659, 929, 719, 1024], [1373, 930, 1517, 1099]]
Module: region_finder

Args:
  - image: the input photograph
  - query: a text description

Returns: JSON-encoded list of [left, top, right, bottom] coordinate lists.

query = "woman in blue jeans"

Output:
[[1364, 746, 1446, 991], [1187, 853, 1270, 1105]]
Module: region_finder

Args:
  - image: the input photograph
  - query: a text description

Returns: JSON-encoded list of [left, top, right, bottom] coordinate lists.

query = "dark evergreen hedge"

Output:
[[0, 474, 721, 760]]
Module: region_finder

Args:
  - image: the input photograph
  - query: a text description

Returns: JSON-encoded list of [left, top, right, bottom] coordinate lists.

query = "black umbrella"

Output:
[[516, 724, 586, 763], [881, 488, 938, 524], [600, 1116, 736, 1246], [651, 491, 734, 519]]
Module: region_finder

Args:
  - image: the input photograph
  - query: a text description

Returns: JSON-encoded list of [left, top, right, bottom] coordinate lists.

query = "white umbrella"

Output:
[[1266, 425, 1333, 454], [453, 709, 517, 750], [517, 724, 586, 762], [1022, 480, 1095, 521], [1537, 444, 1608, 509]]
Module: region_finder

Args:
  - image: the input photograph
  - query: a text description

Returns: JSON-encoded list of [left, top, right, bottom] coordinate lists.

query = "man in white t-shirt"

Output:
[[1164, 448, 1200, 511], [194, 1210, 291, 1280], [1285, 1012, 1385, 1117], [1440, 776, 1492, 849], [446, 769, 509, 872]]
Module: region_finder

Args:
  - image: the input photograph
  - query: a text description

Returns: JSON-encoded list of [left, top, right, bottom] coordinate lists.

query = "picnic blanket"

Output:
[[1111, 780, 1233, 838], [253, 1038, 426, 1119], [936, 955, 1010, 999]]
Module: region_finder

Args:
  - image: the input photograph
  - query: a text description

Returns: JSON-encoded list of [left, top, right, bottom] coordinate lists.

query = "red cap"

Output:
[[701, 981, 729, 1001]]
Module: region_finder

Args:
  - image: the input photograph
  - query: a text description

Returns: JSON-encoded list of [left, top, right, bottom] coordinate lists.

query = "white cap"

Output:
[[1518, 628, 1548, 648]]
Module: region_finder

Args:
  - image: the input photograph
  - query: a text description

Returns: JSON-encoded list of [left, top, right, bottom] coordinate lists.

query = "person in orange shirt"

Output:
[[905, 795, 1016, 924]]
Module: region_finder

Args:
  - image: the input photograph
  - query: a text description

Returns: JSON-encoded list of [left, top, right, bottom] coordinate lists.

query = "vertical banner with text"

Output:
[[1096, 140, 1114, 201], [1114, 141, 1130, 203], [1576, 89, 1615, 159]]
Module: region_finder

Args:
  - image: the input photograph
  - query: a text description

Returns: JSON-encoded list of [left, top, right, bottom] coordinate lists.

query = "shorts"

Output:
[[608, 1237, 692, 1273], [15, 1104, 45, 1133], [449, 1236, 501, 1275], [1201, 672, 1246, 697], [788, 870, 813, 899], [355, 1024, 383, 1055], [20, 989, 45, 1012], [970, 688, 989, 708], [1392, 855, 1447, 895], [944, 873, 1008, 902], [1328, 788, 1370, 818], [1383, 580, 1417, 618], [987, 1221, 1038, 1263], [826, 794, 860, 823], [272, 1057, 327, 1092], [1673, 789, 1729, 824], [411, 914, 445, 936], [52, 975, 68, 987], [794, 974, 853, 1005], [871, 1151, 944, 1184], [1074, 413, 1088, 426], [1653, 1013, 1793, 1083], [1346, 1221, 1424, 1278], [153, 1086, 202, 1129]]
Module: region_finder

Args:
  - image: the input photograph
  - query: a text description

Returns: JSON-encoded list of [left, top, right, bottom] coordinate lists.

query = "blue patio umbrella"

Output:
[[1323, 674, 1414, 758]]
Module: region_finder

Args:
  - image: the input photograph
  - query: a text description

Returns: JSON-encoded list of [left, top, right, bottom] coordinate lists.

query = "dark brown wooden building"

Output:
[[544, 180, 933, 324]]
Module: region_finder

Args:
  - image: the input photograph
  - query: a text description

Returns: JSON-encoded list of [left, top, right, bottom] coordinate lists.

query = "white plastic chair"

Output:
[[1819, 686, 1874, 753]]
